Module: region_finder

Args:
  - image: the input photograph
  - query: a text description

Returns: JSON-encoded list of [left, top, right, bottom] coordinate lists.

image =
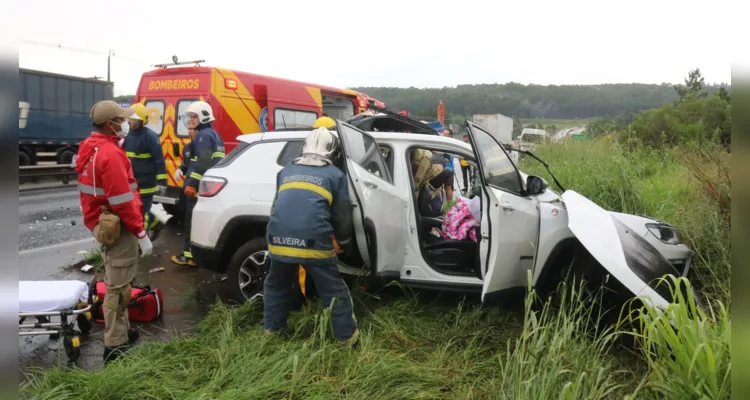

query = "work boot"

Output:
[[171, 255, 197, 267], [103, 344, 131, 365], [340, 329, 360, 350], [148, 220, 165, 241], [128, 328, 139, 344]]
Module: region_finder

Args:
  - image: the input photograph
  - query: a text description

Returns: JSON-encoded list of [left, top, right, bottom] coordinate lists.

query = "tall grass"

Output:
[[622, 276, 731, 400]]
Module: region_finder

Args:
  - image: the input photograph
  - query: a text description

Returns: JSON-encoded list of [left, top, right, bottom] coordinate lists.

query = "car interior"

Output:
[[407, 147, 482, 279]]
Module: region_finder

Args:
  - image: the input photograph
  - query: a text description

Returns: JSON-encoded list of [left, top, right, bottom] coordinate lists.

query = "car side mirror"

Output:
[[526, 175, 548, 195]]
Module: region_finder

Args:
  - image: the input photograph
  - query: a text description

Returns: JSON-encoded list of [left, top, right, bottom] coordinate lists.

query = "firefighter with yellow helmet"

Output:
[[123, 103, 167, 240], [313, 116, 336, 129]]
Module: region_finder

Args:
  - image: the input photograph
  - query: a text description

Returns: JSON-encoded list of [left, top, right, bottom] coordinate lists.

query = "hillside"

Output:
[[350, 82, 729, 120]]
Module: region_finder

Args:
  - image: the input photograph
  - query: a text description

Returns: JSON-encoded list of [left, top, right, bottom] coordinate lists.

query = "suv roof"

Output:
[[247, 129, 472, 153]]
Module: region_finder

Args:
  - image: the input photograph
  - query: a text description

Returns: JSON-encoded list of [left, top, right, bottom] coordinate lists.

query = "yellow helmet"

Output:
[[128, 103, 148, 122], [313, 116, 336, 129]]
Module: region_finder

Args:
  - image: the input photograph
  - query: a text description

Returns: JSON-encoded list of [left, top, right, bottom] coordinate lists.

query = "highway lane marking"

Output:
[[19, 237, 97, 255]]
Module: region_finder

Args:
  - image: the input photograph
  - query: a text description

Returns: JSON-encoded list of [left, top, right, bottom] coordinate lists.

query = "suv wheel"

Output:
[[226, 238, 270, 304]]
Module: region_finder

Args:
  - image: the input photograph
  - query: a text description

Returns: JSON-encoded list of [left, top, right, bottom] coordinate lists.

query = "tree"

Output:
[[674, 68, 707, 104]]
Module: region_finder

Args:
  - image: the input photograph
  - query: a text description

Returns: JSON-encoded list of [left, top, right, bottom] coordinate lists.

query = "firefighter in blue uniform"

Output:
[[171, 101, 225, 266], [263, 121, 359, 348], [124, 103, 167, 240]]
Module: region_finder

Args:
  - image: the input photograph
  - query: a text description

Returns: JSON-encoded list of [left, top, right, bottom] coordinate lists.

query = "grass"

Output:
[[22, 136, 731, 399]]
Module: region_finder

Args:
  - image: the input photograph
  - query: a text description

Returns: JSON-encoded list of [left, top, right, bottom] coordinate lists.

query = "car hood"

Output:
[[561, 190, 679, 305]]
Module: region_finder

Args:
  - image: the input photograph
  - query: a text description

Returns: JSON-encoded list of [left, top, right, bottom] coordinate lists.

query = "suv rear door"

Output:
[[335, 121, 409, 272], [465, 121, 539, 302]]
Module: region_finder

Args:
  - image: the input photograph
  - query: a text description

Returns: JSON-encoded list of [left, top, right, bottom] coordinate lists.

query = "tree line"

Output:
[[351, 80, 729, 121]]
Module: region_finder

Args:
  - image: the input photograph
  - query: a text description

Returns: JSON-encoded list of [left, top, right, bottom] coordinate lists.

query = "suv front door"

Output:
[[335, 121, 409, 273], [466, 121, 539, 301]]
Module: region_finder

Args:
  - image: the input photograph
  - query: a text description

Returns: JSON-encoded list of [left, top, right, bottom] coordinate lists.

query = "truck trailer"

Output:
[[19, 68, 114, 165], [471, 113, 513, 144]]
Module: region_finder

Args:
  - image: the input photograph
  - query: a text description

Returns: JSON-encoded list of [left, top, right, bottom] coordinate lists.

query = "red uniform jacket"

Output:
[[74, 132, 146, 239]]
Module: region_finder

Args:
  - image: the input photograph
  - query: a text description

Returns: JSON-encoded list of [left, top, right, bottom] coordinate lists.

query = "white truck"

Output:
[[517, 128, 549, 152], [471, 114, 516, 162]]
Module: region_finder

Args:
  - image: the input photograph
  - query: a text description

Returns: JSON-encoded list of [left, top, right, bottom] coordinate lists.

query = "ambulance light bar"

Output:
[[153, 59, 206, 69]]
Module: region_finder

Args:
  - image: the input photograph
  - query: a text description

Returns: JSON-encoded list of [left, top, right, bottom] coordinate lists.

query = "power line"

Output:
[[22, 40, 148, 65], [22, 40, 107, 56]]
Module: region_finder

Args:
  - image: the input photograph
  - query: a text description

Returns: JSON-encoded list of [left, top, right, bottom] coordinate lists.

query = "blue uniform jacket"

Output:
[[123, 126, 167, 195], [266, 162, 353, 264], [184, 123, 225, 190]]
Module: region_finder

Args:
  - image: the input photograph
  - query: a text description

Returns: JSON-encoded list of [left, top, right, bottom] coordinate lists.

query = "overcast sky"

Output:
[[11, 0, 732, 96]]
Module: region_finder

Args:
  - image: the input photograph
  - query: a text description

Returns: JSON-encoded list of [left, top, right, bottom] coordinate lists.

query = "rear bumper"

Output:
[[191, 242, 225, 273]]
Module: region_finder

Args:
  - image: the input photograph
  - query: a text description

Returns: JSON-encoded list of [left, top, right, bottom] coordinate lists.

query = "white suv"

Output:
[[190, 120, 693, 309]]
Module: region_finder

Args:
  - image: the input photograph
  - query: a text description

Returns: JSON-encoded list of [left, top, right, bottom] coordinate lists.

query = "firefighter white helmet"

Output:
[[184, 101, 215, 125], [297, 127, 340, 166]]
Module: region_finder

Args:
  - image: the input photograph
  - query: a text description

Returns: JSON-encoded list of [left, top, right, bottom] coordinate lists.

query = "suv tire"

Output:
[[226, 237, 270, 304]]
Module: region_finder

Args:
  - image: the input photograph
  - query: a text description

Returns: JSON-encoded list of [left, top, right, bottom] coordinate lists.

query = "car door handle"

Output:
[[364, 181, 378, 190], [500, 201, 514, 210], [173, 143, 180, 157]]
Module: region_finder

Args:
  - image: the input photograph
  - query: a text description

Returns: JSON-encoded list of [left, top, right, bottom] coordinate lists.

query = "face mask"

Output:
[[109, 120, 127, 138]]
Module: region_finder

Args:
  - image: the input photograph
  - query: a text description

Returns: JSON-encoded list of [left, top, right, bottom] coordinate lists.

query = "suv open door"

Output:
[[335, 121, 409, 273], [465, 121, 540, 301]]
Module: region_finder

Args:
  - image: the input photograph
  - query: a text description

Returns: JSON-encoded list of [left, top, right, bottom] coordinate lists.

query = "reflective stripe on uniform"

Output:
[[79, 183, 105, 196], [212, 152, 225, 158], [278, 182, 333, 205], [190, 172, 203, 180], [183, 251, 192, 258], [108, 191, 134, 205], [267, 244, 336, 259], [156, 174, 168, 180], [80, 182, 137, 197], [190, 156, 198, 162], [139, 186, 159, 195], [126, 152, 152, 159]]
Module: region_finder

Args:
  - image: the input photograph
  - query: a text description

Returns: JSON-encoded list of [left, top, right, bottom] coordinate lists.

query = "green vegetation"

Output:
[[352, 74, 729, 120]]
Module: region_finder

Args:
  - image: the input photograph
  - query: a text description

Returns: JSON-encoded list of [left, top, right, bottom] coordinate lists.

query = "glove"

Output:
[[173, 168, 184, 181], [184, 186, 197, 198], [138, 234, 153, 257]]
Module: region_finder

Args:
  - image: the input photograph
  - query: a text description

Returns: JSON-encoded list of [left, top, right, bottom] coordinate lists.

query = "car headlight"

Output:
[[646, 223, 683, 245]]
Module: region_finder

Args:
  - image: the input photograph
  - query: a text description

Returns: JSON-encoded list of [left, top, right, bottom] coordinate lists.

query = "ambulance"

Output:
[[131, 59, 384, 217]]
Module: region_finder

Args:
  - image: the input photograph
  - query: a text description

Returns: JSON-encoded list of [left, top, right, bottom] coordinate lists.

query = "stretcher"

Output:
[[19, 280, 94, 362]]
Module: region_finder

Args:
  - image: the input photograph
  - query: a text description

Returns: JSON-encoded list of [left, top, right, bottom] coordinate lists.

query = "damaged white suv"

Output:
[[189, 120, 692, 309]]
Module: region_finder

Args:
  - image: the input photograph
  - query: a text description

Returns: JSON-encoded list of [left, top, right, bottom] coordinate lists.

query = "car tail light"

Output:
[[198, 176, 227, 197]]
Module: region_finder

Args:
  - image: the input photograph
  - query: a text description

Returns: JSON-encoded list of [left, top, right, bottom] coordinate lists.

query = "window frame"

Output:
[[467, 123, 526, 196], [175, 98, 200, 138], [273, 107, 319, 130], [276, 140, 305, 166], [143, 100, 166, 136], [336, 121, 393, 184]]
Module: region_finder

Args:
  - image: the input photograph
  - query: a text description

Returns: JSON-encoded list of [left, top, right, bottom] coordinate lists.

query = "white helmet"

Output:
[[184, 101, 215, 125], [298, 127, 340, 165]]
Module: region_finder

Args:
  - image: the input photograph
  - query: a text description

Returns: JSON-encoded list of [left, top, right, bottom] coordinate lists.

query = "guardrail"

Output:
[[19, 165, 77, 191]]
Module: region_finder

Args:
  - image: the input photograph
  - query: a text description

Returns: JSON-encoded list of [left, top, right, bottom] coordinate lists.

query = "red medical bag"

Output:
[[92, 281, 164, 323]]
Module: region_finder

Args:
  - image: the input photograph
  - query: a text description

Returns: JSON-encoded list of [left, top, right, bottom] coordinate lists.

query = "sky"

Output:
[[9, 0, 733, 96]]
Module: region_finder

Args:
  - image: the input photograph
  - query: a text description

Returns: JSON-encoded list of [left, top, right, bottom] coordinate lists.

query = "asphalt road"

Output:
[[19, 186, 231, 378]]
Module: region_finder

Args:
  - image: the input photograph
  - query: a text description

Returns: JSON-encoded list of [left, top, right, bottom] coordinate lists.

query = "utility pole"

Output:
[[107, 50, 114, 81]]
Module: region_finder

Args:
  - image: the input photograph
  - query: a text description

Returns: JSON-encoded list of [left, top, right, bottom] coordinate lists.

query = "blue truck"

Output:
[[19, 68, 114, 165]]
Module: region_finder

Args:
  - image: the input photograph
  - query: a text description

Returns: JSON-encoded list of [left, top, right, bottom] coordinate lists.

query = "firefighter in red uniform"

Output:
[[74, 100, 154, 365]]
